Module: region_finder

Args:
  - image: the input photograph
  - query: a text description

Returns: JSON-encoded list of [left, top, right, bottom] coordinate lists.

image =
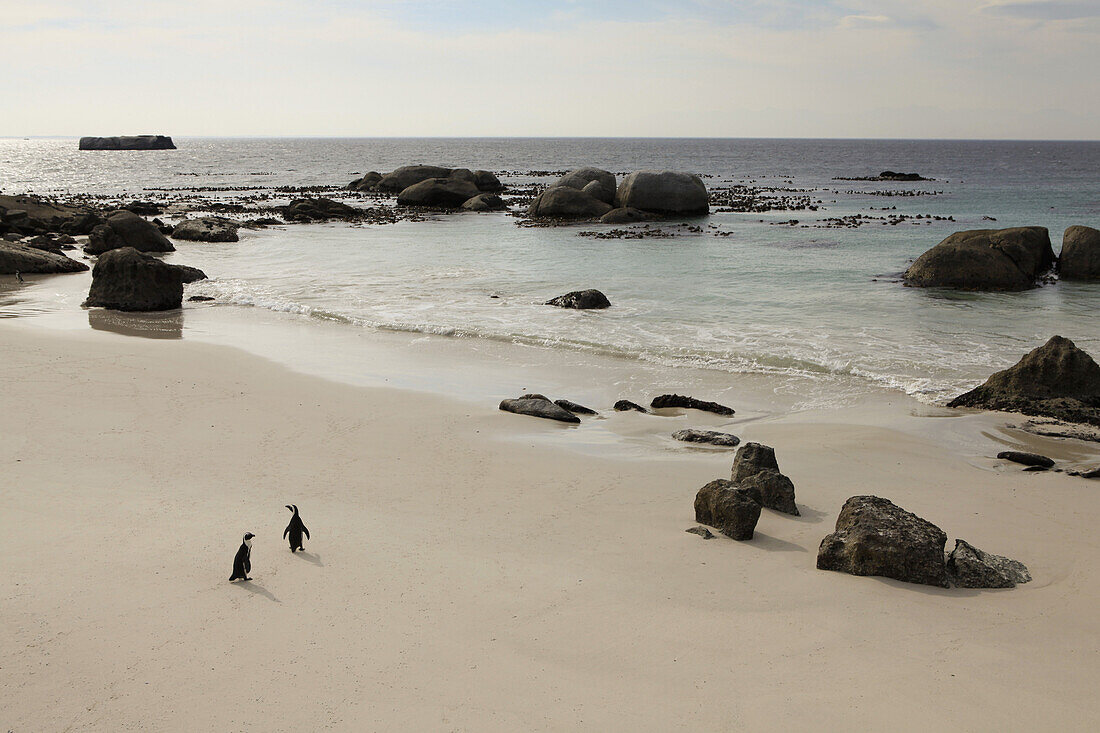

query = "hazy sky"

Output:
[[2, 0, 1098, 139]]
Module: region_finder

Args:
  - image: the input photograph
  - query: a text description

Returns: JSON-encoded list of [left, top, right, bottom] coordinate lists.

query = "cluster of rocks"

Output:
[[817, 496, 1030, 589], [526, 168, 709, 221], [904, 225, 1099, 290], [79, 135, 176, 151], [347, 165, 505, 211], [693, 442, 799, 540], [709, 183, 820, 213]]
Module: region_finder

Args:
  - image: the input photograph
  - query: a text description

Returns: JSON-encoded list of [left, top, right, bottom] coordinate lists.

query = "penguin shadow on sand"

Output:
[[294, 550, 324, 567], [233, 579, 280, 603]]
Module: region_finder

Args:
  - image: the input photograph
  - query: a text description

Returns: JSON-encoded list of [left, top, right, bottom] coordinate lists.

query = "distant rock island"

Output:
[[834, 170, 932, 182], [79, 135, 176, 150]]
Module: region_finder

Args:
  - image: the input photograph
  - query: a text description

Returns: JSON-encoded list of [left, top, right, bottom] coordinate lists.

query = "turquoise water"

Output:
[[2, 137, 1098, 404]]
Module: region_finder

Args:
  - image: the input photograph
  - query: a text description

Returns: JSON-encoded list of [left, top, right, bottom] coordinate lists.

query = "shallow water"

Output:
[[2, 136, 1098, 406]]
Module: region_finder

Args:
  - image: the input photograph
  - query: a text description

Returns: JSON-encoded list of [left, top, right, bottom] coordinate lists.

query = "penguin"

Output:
[[15, 271, 24, 283], [283, 505, 309, 552], [229, 532, 255, 581]]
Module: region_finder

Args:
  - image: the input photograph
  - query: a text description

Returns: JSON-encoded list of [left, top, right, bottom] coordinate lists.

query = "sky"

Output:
[[1, 0, 1098, 139]]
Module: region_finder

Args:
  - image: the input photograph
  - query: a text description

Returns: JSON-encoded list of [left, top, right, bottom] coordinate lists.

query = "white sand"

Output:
[[2, 326, 1099, 731]]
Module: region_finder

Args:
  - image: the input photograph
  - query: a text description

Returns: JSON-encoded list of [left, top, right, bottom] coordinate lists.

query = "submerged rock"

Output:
[[545, 289, 611, 309], [948, 336, 1100, 427], [946, 539, 1031, 588], [817, 495, 949, 587], [461, 193, 506, 212], [694, 479, 761, 540], [0, 241, 88, 275], [615, 171, 709, 215], [614, 400, 647, 413], [600, 207, 653, 224], [996, 451, 1054, 468], [84, 247, 184, 312], [903, 227, 1054, 291], [281, 198, 360, 222], [85, 211, 174, 255], [672, 429, 740, 447], [171, 217, 240, 243], [499, 397, 580, 423], [651, 394, 735, 416], [1058, 225, 1100, 281], [554, 399, 597, 415]]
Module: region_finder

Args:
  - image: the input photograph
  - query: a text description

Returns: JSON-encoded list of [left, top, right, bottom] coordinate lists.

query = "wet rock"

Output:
[[527, 186, 613, 219], [816, 495, 949, 587], [472, 170, 504, 193], [545, 289, 611, 309], [281, 197, 360, 222], [555, 399, 597, 415], [685, 525, 716, 540], [1014, 417, 1100, 443], [600, 207, 653, 224], [461, 193, 506, 212], [0, 241, 88, 275], [0, 194, 101, 236], [499, 397, 581, 423], [614, 400, 647, 413], [615, 171, 709, 215], [83, 247, 184, 311], [737, 469, 798, 516], [123, 201, 163, 216], [79, 135, 175, 150], [84, 211, 174, 255], [694, 479, 761, 540], [651, 394, 735, 416], [376, 165, 454, 193], [556, 168, 616, 200], [731, 442, 779, 481], [1069, 466, 1100, 479], [172, 264, 208, 283], [517, 393, 551, 401], [1058, 225, 1100, 281], [672, 429, 740, 447], [171, 217, 240, 242], [948, 336, 1100, 427], [997, 451, 1054, 468], [582, 179, 616, 205], [187, 295, 215, 302], [348, 171, 383, 191], [946, 539, 1031, 588], [397, 178, 482, 209], [903, 227, 1055, 291]]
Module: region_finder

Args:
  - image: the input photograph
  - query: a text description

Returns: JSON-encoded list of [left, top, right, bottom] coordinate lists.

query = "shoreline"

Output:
[[3, 319, 1099, 730]]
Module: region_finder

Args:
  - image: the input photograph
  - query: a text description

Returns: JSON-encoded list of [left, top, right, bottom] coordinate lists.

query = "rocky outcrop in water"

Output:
[[946, 539, 1031, 588], [79, 135, 176, 150], [694, 479, 761, 540], [85, 211, 174, 255], [499, 396, 581, 423], [527, 187, 613, 219], [600, 207, 652, 224], [730, 442, 798, 515], [171, 217, 240, 242], [817, 495, 949, 587], [396, 178, 482, 209], [948, 336, 1100, 426], [903, 227, 1055, 291], [462, 194, 506, 212], [615, 171, 709, 215], [83, 247, 184, 311], [1058, 225, 1100, 281], [614, 400, 647, 413], [545, 289, 611, 309], [556, 168, 617, 204], [0, 241, 88, 275], [369, 166, 502, 194], [554, 399, 597, 415], [281, 198, 360, 222], [996, 450, 1054, 468], [0, 194, 102, 237], [651, 394, 735, 416]]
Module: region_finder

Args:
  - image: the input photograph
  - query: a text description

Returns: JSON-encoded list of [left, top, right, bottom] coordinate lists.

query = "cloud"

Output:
[[982, 0, 1100, 21]]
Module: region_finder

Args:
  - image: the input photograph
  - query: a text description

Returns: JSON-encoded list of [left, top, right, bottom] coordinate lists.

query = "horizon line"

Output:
[[4, 135, 1100, 143]]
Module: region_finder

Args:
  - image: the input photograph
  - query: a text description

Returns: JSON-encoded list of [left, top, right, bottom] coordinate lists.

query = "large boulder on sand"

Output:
[[376, 165, 453, 193], [556, 168, 616, 204], [1059, 225, 1100, 281], [903, 227, 1055, 291], [946, 539, 1031, 588], [527, 187, 612, 219], [397, 178, 482, 209], [817, 495, 949, 587], [615, 171, 709, 215], [545, 289, 611, 309], [694, 479, 761, 540], [0, 241, 88, 274], [730, 442, 798, 516], [83, 247, 184, 311], [85, 211, 174, 255], [171, 217, 240, 242], [947, 335, 1100, 426]]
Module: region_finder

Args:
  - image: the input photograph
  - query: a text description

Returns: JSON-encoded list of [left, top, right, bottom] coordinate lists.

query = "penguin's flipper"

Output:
[[283, 525, 290, 540], [302, 525, 310, 540]]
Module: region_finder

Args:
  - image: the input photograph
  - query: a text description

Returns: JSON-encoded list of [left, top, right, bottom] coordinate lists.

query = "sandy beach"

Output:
[[2, 323, 1098, 731]]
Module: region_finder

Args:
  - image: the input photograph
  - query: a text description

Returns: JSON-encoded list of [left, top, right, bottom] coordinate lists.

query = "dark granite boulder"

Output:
[[461, 194, 506, 212], [903, 227, 1055, 291], [376, 165, 453, 193], [78, 135, 175, 150], [348, 171, 383, 191], [996, 451, 1054, 468], [527, 187, 613, 219], [499, 397, 581, 423], [737, 469, 798, 516], [672, 429, 740, 447], [554, 399, 597, 415], [1058, 225, 1100, 281], [545, 289, 611, 309], [0, 194, 101, 236], [600, 207, 652, 225], [946, 539, 1031, 588], [556, 168, 616, 198], [947, 336, 1100, 426], [582, 179, 616, 205], [172, 264, 208, 283], [396, 178, 482, 209], [0, 241, 88, 275], [473, 170, 504, 193], [83, 247, 183, 311], [614, 400, 647, 413], [171, 217, 240, 243], [816, 495, 949, 587], [84, 211, 174, 255], [651, 394, 735, 416], [282, 198, 360, 222], [615, 171, 709, 215], [694, 479, 761, 540], [731, 442, 780, 482]]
